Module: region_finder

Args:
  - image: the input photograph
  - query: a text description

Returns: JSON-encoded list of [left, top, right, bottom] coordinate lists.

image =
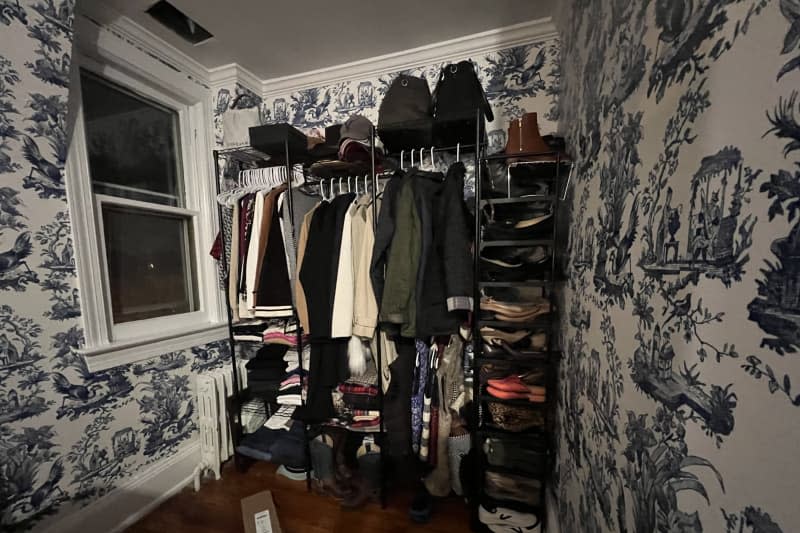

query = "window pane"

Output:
[[81, 70, 183, 207], [102, 204, 198, 324]]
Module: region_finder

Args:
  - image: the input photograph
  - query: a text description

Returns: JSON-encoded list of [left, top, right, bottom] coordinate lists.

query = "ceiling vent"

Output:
[[146, 1, 213, 45]]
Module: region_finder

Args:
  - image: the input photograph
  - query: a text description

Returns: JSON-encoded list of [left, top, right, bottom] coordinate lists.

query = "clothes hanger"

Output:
[[400, 150, 405, 171]]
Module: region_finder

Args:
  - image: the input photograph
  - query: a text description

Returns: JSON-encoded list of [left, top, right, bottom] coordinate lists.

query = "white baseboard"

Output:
[[46, 441, 201, 533]]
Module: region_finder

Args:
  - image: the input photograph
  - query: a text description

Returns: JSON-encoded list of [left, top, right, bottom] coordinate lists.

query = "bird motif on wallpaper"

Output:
[[52, 372, 96, 408], [308, 90, 331, 123], [0, 232, 38, 288], [512, 47, 546, 87], [21, 135, 63, 196], [648, 0, 732, 101], [1, 459, 65, 524], [27, 53, 70, 88], [29, 459, 63, 511]]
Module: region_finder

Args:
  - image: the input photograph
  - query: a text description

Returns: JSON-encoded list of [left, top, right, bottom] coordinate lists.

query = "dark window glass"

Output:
[[81, 70, 183, 207], [101, 204, 198, 323]]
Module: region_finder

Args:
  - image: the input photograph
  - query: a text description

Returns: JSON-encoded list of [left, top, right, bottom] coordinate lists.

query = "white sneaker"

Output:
[[479, 504, 541, 532]]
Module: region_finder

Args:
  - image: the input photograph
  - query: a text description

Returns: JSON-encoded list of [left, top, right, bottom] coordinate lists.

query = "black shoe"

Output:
[[483, 215, 554, 240], [409, 487, 433, 523]]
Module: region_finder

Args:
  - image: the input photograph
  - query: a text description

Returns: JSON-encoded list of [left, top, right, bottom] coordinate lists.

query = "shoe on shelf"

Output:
[[487, 372, 546, 394], [480, 329, 548, 352], [483, 437, 547, 475], [487, 402, 545, 432], [483, 215, 554, 241], [486, 385, 546, 403]]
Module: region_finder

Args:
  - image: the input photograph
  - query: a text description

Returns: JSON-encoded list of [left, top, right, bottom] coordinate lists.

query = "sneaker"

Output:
[[479, 504, 541, 532]]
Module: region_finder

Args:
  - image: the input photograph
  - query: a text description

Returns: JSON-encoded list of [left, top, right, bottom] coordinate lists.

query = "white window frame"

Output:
[[67, 20, 226, 371]]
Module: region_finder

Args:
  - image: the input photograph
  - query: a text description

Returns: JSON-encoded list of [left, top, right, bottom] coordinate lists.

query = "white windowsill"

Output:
[[80, 322, 229, 372]]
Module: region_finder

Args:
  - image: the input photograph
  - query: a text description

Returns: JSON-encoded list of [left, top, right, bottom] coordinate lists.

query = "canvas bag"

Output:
[[377, 74, 433, 152]]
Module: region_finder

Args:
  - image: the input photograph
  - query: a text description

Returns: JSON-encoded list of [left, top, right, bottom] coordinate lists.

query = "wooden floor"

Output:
[[125, 461, 471, 533]]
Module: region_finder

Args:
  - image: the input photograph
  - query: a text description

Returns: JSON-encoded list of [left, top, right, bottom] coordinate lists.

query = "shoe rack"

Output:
[[470, 114, 569, 531]]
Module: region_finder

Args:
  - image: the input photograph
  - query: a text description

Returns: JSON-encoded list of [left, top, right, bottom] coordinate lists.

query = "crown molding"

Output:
[[76, 5, 212, 91], [259, 17, 557, 98], [73, 9, 556, 102], [208, 63, 262, 95]]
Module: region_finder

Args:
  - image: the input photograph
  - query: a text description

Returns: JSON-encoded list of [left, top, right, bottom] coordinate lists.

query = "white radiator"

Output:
[[193, 359, 248, 490]]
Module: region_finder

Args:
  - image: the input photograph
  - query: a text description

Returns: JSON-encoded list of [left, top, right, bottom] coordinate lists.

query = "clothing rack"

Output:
[[212, 140, 310, 489], [213, 115, 562, 524]]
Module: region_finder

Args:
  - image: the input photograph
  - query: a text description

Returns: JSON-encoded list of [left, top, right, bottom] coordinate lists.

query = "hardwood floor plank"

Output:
[[124, 461, 471, 533]]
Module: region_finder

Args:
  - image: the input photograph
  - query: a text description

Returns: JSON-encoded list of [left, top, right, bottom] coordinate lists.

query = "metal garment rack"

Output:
[[212, 141, 309, 489], [469, 111, 566, 531]]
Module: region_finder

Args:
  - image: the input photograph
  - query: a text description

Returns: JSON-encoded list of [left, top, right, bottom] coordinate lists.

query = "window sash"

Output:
[[94, 194, 200, 329]]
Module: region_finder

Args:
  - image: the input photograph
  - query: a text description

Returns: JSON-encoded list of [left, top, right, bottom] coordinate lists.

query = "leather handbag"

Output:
[[432, 60, 493, 146]]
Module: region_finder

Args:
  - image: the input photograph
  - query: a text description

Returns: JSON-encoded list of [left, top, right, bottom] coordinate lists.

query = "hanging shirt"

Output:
[[331, 196, 357, 338], [352, 195, 380, 339], [295, 202, 320, 333]]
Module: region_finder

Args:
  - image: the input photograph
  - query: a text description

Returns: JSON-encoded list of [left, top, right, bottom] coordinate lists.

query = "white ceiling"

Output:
[[86, 0, 553, 80]]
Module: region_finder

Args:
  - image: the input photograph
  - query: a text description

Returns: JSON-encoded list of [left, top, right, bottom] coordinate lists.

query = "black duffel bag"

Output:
[[432, 60, 494, 146], [377, 74, 433, 153]]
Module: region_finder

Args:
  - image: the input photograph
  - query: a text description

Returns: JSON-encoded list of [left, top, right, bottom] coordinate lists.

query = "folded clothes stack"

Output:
[[330, 383, 381, 430], [265, 404, 296, 430], [480, 297, 550, 323], [283, 345, 310, 372], [240, 398, 267, 433], [246, 344, 289, 398], [232, 320, 270, 342]]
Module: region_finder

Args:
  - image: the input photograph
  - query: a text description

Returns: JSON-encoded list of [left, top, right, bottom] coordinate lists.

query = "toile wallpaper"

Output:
[[556, 0, 800, 531], [0, 2, 230, 531]]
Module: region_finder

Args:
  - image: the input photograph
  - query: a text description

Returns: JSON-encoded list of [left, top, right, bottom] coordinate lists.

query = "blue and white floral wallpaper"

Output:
[[556, 0, 800, 531], [213, 39, 562, 156], [0, 2, 230, 531]]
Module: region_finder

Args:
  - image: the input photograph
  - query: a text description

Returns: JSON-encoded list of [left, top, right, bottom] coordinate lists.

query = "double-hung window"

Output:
[[68, 51, 224, 369], [81, 71, 199, 325]]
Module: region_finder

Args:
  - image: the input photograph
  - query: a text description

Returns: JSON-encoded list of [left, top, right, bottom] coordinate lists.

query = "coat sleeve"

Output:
[[369, 176, 402, 305], [443, 163, 474, 312]]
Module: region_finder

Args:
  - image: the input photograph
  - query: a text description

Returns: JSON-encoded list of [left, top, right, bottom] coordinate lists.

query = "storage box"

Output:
[[249, 123, 307, 159], [241, 490, 282, 533]]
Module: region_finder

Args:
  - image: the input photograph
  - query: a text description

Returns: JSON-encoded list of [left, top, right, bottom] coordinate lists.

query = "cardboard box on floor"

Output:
[[241, 490, 283, 533]]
